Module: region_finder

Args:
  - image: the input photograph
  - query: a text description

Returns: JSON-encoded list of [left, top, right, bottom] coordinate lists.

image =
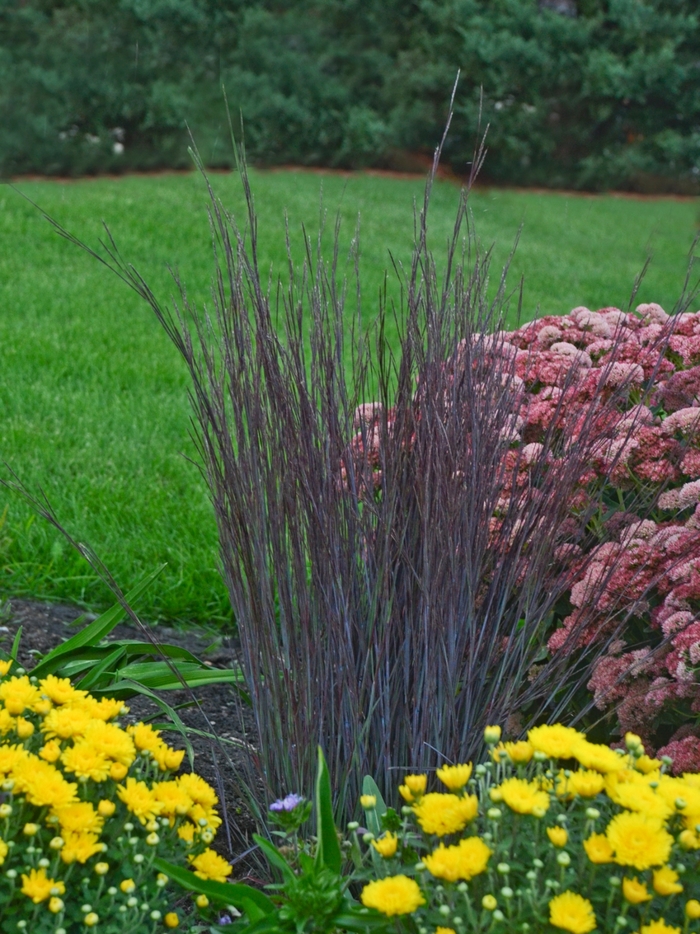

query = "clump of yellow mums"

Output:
[[0, 660, 232, 933], [357, 723, 700, 934]]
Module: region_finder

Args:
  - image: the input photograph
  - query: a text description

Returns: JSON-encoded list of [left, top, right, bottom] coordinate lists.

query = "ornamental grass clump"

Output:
[[358, 725, 700, 934], [0, 658, 232, 934]]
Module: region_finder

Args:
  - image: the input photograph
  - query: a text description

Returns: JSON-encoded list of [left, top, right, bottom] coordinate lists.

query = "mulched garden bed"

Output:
[[0, 598, 262, 882]]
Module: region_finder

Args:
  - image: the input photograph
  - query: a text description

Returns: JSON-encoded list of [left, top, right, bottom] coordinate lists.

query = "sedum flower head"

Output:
[[412, 792, 478, 836], [548, 891, 597, 934], [423, 836, 492, 882], [360, 875, 425, 916]]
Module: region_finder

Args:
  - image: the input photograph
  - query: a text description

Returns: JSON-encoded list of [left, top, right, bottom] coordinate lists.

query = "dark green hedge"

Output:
[[2, 0, 699, 191]]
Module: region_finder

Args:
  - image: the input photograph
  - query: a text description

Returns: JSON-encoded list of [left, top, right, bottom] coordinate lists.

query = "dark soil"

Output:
[[0, 598, 262, 881]]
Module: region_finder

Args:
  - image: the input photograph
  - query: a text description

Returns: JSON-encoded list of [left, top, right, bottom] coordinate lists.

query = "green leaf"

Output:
[[30, 566, 164, 678], [110, 679, 195, 768], [314, 747, 341, 874], [152, 858, 274, 921], [252, 834, 294, 882], [75, 644, 126, 690], [9, 626, 22, 663]]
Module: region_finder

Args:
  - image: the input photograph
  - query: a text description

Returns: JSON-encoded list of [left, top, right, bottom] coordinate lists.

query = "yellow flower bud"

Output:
[[360, 795, 377, 809], [84, 913, 99, 927], [622, 877, 652, 904], [195, 894, 209, 908], [484, 725, 502, 745], [48, 897, 64, 914], [0, 804, 12, 818], [94, 863, 109, 876], [404, 774, 427, 795], [22, 823, 38, 836], [109, 762, 128, 781], [371, 832, 399, 858], [120, 879, 136, 894], [624, 733, 643, 751], [679, 830, 700, 850], [687, 900, 700, 919], [16, 717, 34, 738], [482, 895, 498, 911], [546, 827, 568, 848], [164, 913, 179, 929], [98, 800, 116, 817], [146, 832, 160, 846]]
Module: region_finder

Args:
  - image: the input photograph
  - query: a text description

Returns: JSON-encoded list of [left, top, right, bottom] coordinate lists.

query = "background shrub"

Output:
[[2, 0, 700, 192]]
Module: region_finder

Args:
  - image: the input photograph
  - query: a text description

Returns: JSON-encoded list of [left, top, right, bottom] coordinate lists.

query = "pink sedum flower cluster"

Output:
[[348, 302, 700, 766]]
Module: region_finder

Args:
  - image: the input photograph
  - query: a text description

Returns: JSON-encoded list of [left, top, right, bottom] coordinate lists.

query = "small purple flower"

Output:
[[217, 914, 233, 926], [269, 793, 304, 813]]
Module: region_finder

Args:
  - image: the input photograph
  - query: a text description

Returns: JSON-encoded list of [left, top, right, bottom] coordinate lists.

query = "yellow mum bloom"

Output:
[[98, 799, 116, 817], [82, 721, 136, 767], [39, 740, 62, 763], [0, 710, 15, 734], [360, 795, 377, 809], [686, 901, 700, 919], [153, 781, 194, 817], [636, 755, 663, 774], [77, 696, 124, 721], [0, 676, 41, 715], [583, 833, 614, 864], [16, 716, 33, 739], [177, 773, 219, 809], [547, 826, 568, 847], [39, 675, 84, 706], [0, 840, 8, 866], [653, 867, 683, 896], [492, 740, 534, 765], [435, 929, 456, 934], [484, 725, 502, 744], [548, 891, 596, 934], [622, 877, 652, 904], [0, 660, 12, 677], [128, 722, 165, 753], [60, 831, 104, 864], [164, 913, 179, 929], [496, 777, 550, 815], [568, 770, 605, 798], [53, 802, 103, 835], [190, 848, 232, 883], [0, 744, 25, 775], [118, 777, 163, 825], [188, 803, 222, 831], [372, 833, 399, 858], [606, 812, 673, 870], [638, 921, 681, 934], [528, 725, 585, 760], [13, 757, 78, 808], [413, 792, 478, 836], [436, 763, 472, 790], [399, 774, 427, 802], [423, 837, 491, 882], [177, 822, 197, 844], [152, 745, 186, 772], [574, 741, 626, 774], [20, 868, 65, 903], [41, 705, 92, 740], [110, 762, 128, 781], [608, 782, 673, 821], [61, 742, 111, 782], [361, 875, 425, 916]]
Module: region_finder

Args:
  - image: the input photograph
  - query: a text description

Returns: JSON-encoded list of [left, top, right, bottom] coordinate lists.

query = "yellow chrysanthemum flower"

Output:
[[436, 763, 473, 790], [153, 781, 193, 817], [0, 710, 15, 735], [492, 740, 534, 765], [423, 837, 491, 882], [636, 755, 663, 774], [82, 721, 136, 767], [0, 840, 8, 866], [606, 812, 673, 870], [547, 826, 568, 847], [41, 705, 92, 741], [61, 742, 111, 782], [372, 833, 399, 858], [39, 740, 62, 763], [177, 822, 197, 844], [638, 920, 681, 934], [412, 792, 478, 836], [177, 773, 218, 809], [20, 868, 65, 903], [567, 770, 605, 798], [583, 833, 614, 864], [0, 744, 26, 775], [127, 722, 165, 753], [39, 675, 84, 707], [360, 795, 377, 809], [686, 900, 700, 919], [399, 773, 428, 802], [13, 756, 78, 809], [152, 744, 186, 772], [574, 741, 626, 774], [606, 775, 673, 821], [53, 802, 103, 836], [0, 676, 41, 716], [549, 891, 596, 934], [496, 777, 550, 815], [117, 777, 163, 824], [653, 867, 683, 896], [528, 725, 585, 760], [60, 831, 103, 864], [360, 875, 425, 916], [189, 848, 233, 883], [622, 877, 652, 904], [435, 929, 456, 934], [0, 660, 12, 677]]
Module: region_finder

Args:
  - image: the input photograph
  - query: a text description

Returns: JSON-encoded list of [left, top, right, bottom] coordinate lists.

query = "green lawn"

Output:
[[0, 168, 697, 624]]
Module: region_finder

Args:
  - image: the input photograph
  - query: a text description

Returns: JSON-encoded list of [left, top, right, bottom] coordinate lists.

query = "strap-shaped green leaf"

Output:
[[152, 857, 274, 920], [253, 834, 294, 882], [314, 747, 341, 874], [30, 565, 164, 678]]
